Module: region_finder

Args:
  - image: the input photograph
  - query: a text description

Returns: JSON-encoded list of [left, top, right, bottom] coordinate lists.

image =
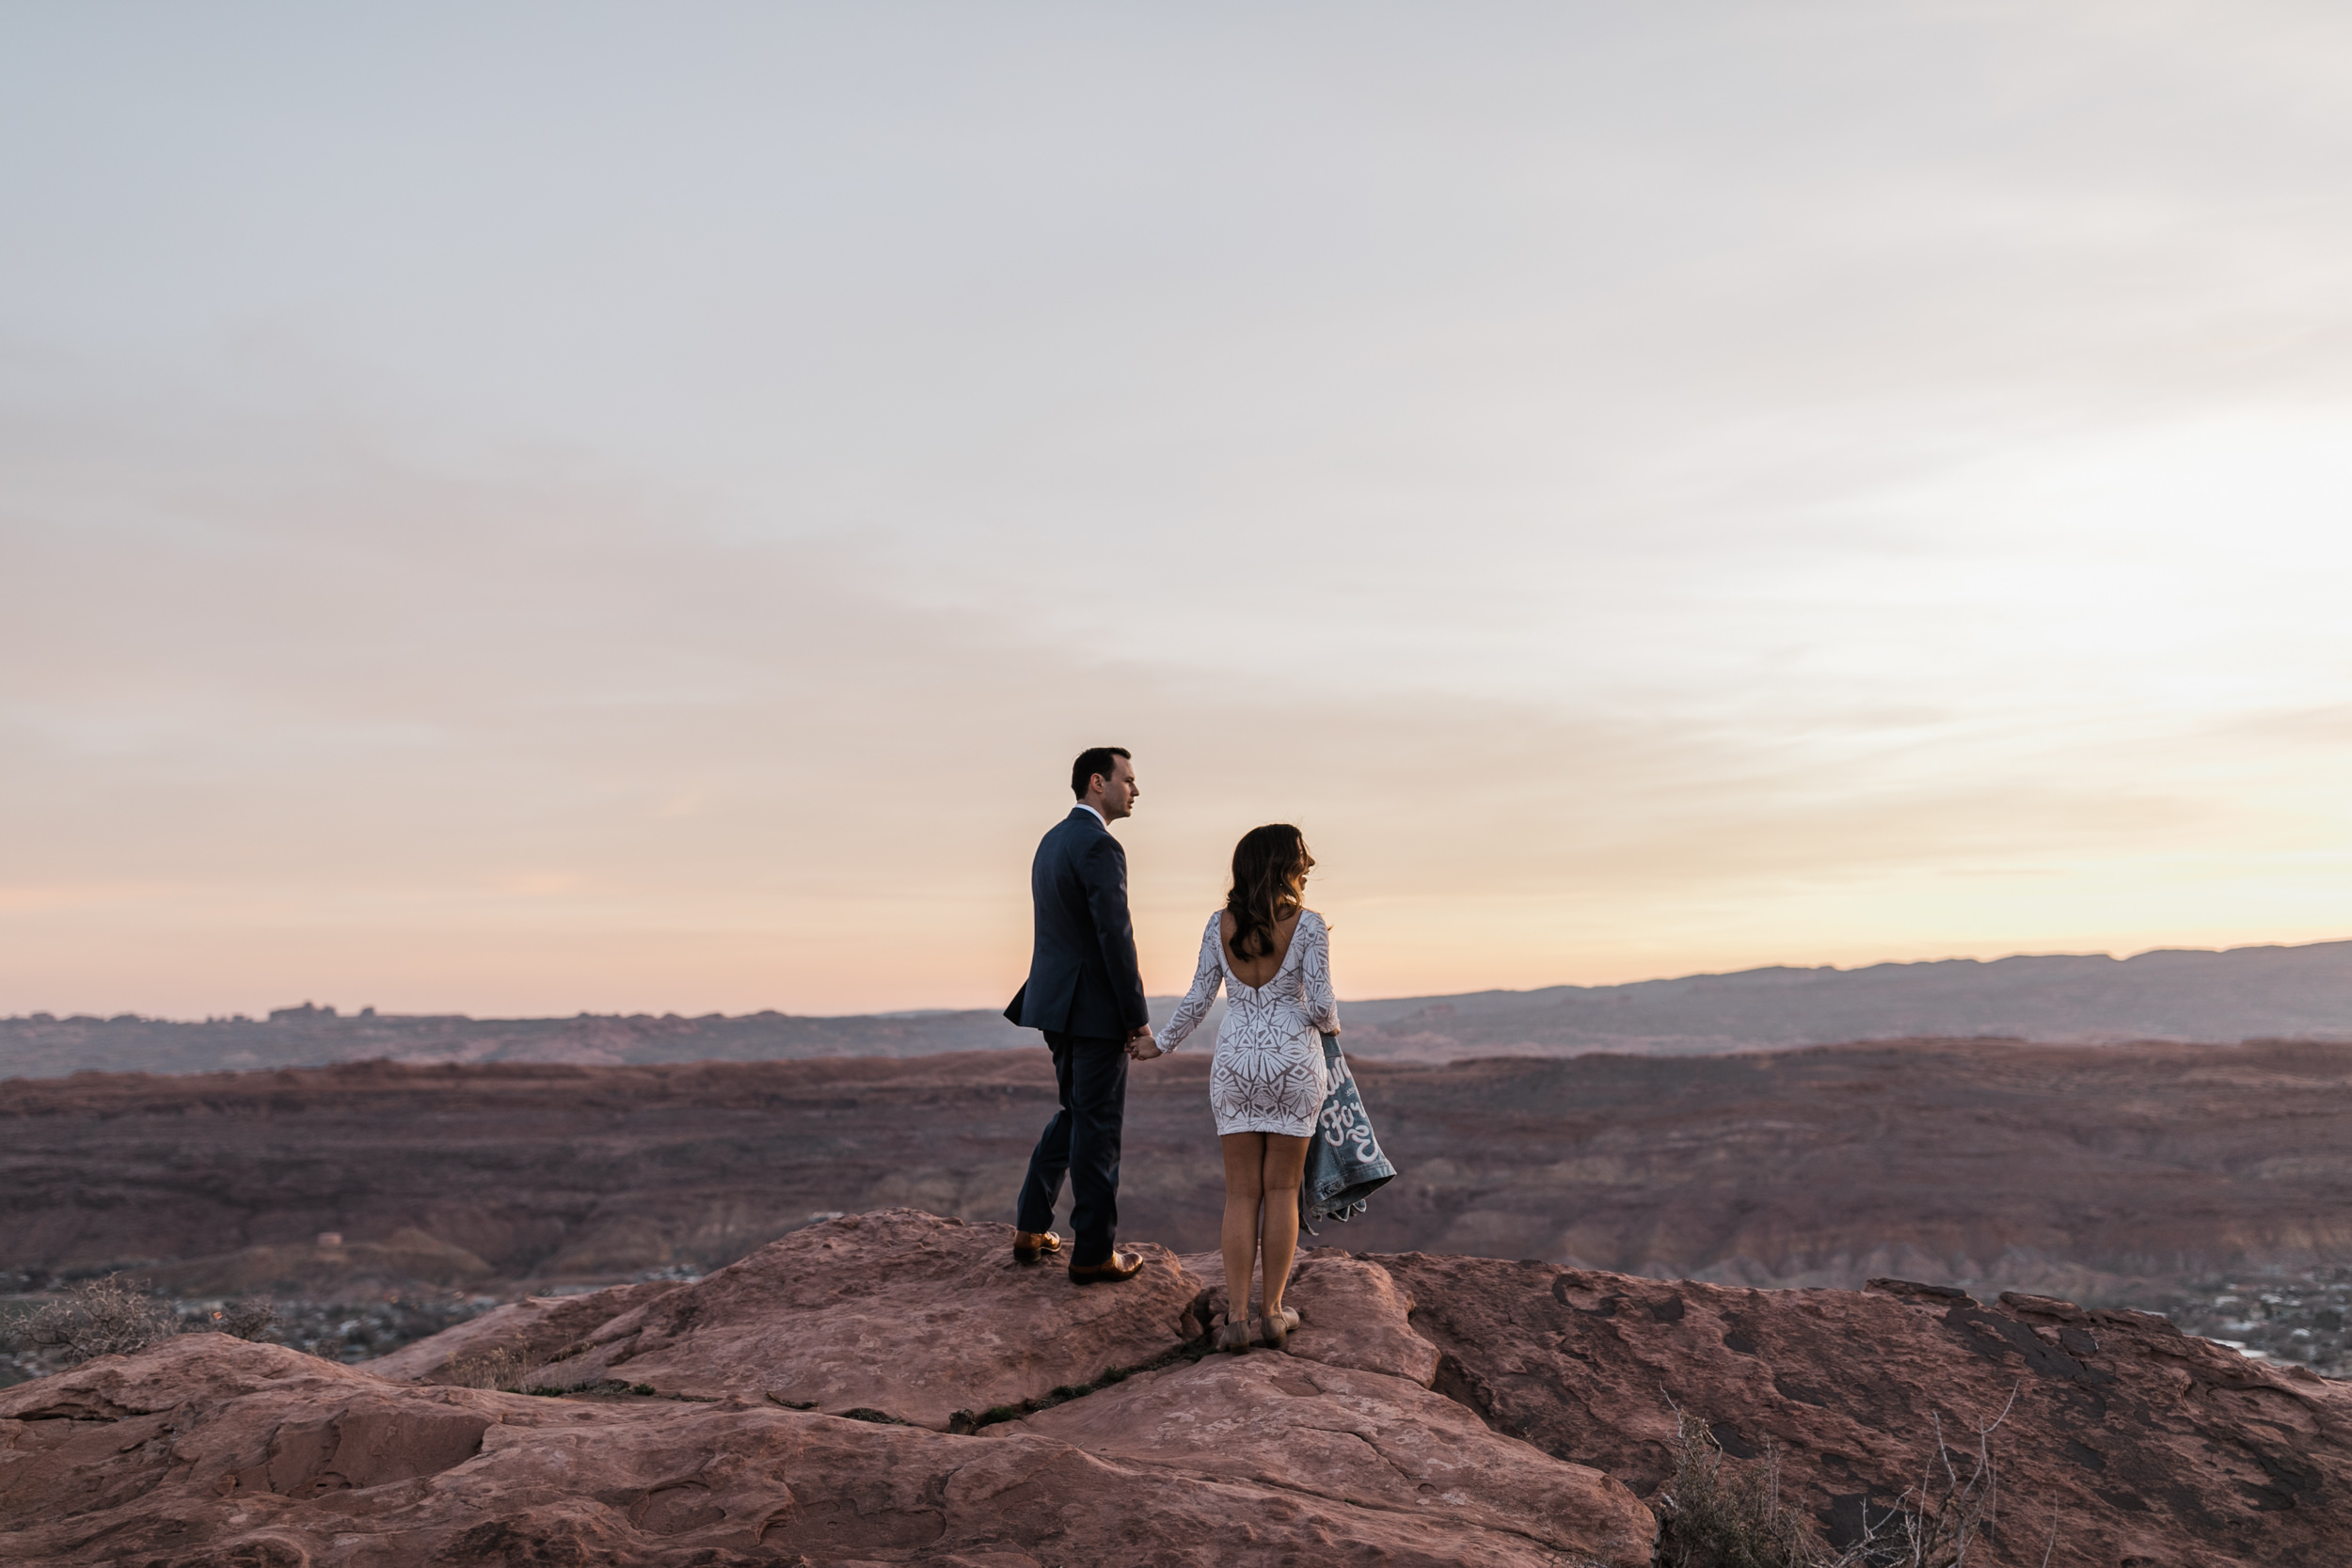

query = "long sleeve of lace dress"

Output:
[[1296, 911, 1341, 1035], [1159, 915, 1224, 1052]]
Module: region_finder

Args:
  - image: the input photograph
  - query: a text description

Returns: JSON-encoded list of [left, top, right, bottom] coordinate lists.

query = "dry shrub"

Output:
[[1655, 1387, 2049, 1568], [446, 1345, 544, 1391], [1655, 1411, 1824, 1568], [1836, 1389, 2029, 1568], [26, 1275, 180, 1364]]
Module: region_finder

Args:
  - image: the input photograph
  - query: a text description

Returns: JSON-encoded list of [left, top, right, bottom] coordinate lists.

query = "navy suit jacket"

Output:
[[1004, 806, 1150, 1039]]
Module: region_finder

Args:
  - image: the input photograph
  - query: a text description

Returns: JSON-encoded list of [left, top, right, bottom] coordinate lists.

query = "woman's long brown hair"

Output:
[[1225, 824, 1313, 962]]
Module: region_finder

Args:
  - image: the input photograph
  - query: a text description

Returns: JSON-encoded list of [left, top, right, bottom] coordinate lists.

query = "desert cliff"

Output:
[[5, 1209, 2348, 1566]]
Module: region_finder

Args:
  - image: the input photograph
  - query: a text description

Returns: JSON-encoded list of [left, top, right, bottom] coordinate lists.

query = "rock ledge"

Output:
[[7, 1209, 2351, 1566]]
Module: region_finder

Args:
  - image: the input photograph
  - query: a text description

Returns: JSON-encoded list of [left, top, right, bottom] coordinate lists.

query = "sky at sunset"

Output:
[[6, 4, 2351, 1019]]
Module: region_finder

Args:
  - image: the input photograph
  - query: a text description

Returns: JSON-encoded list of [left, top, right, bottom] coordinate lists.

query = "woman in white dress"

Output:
[[1155, 824, 1341, 1353]]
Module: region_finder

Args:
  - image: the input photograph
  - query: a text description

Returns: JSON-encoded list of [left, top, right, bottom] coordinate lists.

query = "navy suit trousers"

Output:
[[1015, 1031, 1129, 1266]]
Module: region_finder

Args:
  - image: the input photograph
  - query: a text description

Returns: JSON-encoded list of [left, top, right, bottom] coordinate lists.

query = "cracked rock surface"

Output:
[[0, 1212, 1647, 1566], [15, 1207, 2348, 1565], [995, 1349, 1653, 1565], [518, 1209, 1202, 1429]]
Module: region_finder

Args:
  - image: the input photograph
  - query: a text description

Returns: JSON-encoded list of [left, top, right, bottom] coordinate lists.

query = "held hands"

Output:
[[1126, 1024, 1164, 1061]]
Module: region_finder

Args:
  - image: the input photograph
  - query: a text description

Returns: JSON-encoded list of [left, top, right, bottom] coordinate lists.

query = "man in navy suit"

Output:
[[1005, 746, 1156, 1282]]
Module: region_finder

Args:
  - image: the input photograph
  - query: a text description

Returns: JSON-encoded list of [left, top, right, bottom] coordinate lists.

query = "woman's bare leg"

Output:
[[1220, 1133, 1267, 1324], [1257, 1133, 1312, 1322]]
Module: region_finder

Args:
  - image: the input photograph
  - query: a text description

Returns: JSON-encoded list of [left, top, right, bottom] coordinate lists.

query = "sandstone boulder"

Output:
[[1385, 1253, 2352, 1568], [518, 1210, 1202, 1430], [997, 1343, 1654, 1566], [1176, 1246, 1443, 1386], [1, 1310, 1645, 1566], [364, 1279, 680, 1384]]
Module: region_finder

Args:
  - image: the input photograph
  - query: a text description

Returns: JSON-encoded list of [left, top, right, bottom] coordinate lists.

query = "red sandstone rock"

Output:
[[0, 1279, 1643, 1565], [364, 1279, 679, 1384], [9, 1208, 2349, 1565], [1384, 1254, 2352, 1567], [1178, 1247, 1442, 1386], [996, 1345, 1654, 1566], [526, 1210, 1202, 1430]]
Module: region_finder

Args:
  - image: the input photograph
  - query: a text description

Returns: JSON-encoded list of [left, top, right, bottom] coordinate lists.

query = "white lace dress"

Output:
[[1161, 910, 1343, 1137]]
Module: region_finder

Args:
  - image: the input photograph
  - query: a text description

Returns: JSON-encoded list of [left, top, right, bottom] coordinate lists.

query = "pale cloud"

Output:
[[3, 5, 2350, 1016]]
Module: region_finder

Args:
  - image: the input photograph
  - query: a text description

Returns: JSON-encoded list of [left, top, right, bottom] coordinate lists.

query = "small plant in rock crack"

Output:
[[446, 1345, 546, 1391], [1654, 1409, 1824, 1568], [1831, 1386, 2046, 1568], [1654, 1386, 2052, 1568], [25, 1275, 181, 1365]]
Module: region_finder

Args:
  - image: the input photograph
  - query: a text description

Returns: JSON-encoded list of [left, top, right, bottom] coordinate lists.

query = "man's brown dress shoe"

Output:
[[1067, 1250, 1144, 1284], [1011, 1230, 1062, 1264]]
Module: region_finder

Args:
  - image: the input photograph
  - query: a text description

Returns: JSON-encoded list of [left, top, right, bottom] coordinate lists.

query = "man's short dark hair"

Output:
[[1072, 747, 1132, 799]]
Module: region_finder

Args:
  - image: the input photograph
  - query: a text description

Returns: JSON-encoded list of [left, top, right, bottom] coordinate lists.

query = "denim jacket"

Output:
[[1300, 1032, 1396, 1227]]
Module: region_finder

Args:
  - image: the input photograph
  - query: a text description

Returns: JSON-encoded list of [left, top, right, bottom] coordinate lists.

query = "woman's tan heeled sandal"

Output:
[[1215, 1316, 1253, 1354], [1260, 1306, 1300, 1351]]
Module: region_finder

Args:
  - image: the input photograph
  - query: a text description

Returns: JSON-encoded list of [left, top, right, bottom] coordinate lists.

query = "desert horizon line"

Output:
[[15, 931, 2344, 1029]]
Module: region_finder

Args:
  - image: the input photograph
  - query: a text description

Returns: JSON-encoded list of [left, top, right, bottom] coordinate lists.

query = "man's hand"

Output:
[[1127, 1025, 1163, 1061]]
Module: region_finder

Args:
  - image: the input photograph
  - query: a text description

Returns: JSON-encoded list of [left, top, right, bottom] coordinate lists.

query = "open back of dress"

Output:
[[1161, 909, 1343, 1137]]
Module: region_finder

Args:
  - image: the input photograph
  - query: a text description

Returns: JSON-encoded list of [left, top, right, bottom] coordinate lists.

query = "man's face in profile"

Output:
[[1096, 756, 1139, 821]]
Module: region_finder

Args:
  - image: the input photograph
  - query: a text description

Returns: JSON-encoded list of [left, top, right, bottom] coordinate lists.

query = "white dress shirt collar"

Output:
[[1073, 801, 1106, 827]]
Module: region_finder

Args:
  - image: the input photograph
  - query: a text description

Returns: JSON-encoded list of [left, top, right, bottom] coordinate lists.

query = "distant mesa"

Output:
[[8, 1038, 2351, 1311], [6, 936, 2351, 1079]]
